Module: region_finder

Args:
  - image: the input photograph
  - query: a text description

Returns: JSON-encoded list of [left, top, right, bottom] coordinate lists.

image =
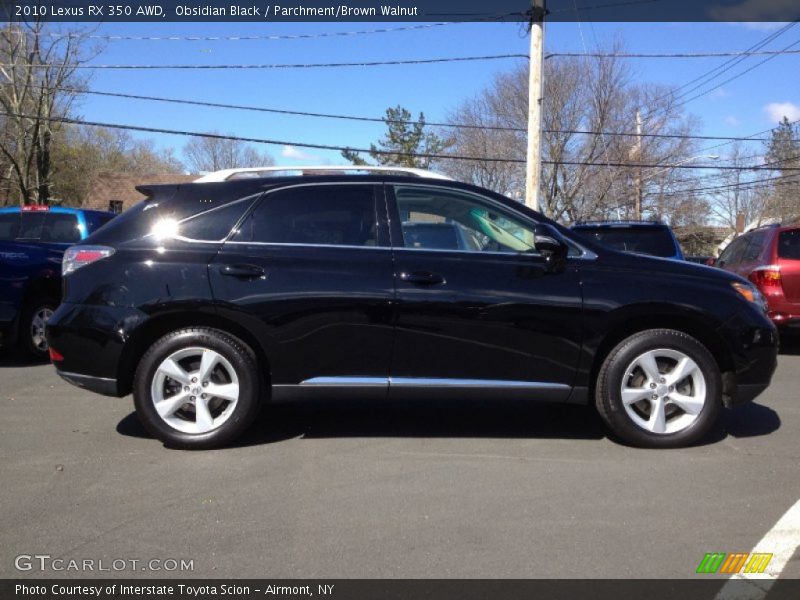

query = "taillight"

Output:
[[49, 347, 64, 362], [748, 265, 783, 291], [62, 245, 115, 276]]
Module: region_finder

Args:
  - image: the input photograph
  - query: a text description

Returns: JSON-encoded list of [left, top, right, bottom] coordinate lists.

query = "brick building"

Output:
[[84, 172, 197, 214]]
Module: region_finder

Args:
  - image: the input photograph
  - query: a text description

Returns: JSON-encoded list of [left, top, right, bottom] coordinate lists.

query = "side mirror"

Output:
[[534, 225, 569, 273]]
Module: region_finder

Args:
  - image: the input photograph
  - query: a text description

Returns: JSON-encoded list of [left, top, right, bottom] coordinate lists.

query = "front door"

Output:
[[386, 184, 584, 400]]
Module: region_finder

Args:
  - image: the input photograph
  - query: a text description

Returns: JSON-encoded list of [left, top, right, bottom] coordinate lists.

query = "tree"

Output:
[[183, 134, 274, 173], [710, 143, 768, 231], [0, 21, 96, 204], [50, 125, 184, 206], [438, 46, 704, 224], [763, 116, 800, 221], [341, 106, 451, 168]]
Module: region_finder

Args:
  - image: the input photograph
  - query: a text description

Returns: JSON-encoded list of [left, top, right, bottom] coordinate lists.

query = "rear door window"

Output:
[[16, 212, 47, 240], [0, 213, 19, 240], [233, 185, 380, 247], [41, 213, 81, 243], [741, 231, 766, 263], [718, 236, 748, 267], [778, 230, 800, 260]]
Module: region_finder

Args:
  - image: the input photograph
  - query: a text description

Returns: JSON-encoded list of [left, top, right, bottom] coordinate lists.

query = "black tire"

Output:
[[595, 329, 722, 448], [133, 327, 262, 450], [19, 298, 57, 359]]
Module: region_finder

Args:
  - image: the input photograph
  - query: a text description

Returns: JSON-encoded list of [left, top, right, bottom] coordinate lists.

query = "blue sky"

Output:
[[70, 20, 799, 170]]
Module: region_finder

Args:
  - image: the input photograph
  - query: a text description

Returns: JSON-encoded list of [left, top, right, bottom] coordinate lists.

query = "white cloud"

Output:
[[764, 102, 800, 123], [725, 115, 741, 126], [709, 87, 729, 100], [281, 145, 320, 162]]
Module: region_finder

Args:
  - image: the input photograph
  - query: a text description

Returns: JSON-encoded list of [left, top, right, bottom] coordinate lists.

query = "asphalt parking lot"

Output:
[[1, 340, 799, 580]]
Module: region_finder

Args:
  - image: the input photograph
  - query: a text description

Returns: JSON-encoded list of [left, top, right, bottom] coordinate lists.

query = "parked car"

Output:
[[0, 205, 115, 358], [571, 221, 685, 260], [46, 174, 777, 449], [711, 224, 800, 331]]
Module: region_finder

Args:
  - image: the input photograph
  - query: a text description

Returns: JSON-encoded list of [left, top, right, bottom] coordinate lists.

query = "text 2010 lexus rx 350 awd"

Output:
[[46, 175, 778, 449]]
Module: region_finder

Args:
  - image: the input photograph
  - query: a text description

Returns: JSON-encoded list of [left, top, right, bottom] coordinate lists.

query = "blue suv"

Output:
[[0, 205, 115, 358], [571, 221, 685, 261]]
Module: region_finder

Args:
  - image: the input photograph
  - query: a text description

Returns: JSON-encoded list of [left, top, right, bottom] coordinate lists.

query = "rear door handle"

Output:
[[219, 264, 265, 279], [399, 271, 445, 286]]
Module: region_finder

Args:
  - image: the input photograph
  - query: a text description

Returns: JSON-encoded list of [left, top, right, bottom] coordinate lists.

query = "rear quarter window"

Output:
[[778, 230, 800, 260]]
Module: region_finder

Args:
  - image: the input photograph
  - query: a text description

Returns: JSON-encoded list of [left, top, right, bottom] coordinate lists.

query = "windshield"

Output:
[[573, 226, 677, 258]]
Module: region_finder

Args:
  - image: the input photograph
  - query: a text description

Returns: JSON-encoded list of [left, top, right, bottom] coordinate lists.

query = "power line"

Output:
[[0, 54, 529, 70], [35, 83, 794, 142], [643, 22, 797, 122], [547, 48, 800, 59], [661, 172, 800, 196], [668, 38, 800, 113], [30, 22, 462, 41], [7, 110, 800, 171]]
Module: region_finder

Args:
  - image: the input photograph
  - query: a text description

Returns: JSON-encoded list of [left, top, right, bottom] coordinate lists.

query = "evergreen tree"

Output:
[[341, 105, 451, 169]]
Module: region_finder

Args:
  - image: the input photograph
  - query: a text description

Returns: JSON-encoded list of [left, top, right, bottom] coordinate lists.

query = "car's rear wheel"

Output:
[[133, 328, 261, 449], [595, 329, 722, 448], [20, 299, 56, 359]]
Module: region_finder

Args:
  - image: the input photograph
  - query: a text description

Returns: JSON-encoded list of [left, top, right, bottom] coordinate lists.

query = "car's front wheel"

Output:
[[595, 329, 722, 448], [133, 328, 262, 449]]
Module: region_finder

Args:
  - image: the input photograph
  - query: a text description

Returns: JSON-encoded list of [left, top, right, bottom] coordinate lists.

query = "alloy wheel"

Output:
[[30, 307, 54, 352], [620, 348, 707, 435], [150, 347, 240, 434]]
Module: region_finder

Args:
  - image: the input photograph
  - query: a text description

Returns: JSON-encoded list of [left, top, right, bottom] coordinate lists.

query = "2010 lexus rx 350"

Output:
[[46, 174, 778, 449]]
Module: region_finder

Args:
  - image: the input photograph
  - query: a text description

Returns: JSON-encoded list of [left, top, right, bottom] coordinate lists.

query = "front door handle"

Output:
[[219, 264, 265, 279], [399, 271, 445, 286]]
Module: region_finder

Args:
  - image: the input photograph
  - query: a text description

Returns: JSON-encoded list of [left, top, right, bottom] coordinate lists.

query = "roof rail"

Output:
[[573, 219, 665, 226], [193, 165, 453, 183]]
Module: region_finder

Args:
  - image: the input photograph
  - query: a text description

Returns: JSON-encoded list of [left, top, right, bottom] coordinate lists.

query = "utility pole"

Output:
[[525, 0, 546, 212], [634, 109, 643, 220]]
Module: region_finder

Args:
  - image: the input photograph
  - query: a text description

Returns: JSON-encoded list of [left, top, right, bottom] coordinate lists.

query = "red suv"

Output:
[[714, 224, 800, 330]]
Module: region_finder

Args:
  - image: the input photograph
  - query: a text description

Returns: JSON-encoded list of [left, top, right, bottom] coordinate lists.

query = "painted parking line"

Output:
[[716, 498, 800, 600]]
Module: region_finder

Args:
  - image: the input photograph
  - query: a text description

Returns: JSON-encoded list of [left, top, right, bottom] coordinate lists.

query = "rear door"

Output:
[[209, 183, 396, 392], [716, 235, 749, 274], [777, 228, 800, 304], [737, 229, 768, 278]]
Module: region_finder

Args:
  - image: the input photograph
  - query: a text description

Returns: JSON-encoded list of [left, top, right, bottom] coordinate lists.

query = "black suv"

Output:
[[46, 176, 778, 449]]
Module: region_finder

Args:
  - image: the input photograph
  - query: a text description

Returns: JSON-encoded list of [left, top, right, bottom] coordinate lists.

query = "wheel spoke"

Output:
[[155, 391, 190, 418], [206, 382, 239, 402], [635, 351, 661, 382], [670, 392, 704, 415], [621, 387, 651, 405], [194, 397, 214, 432], [158, 358, 191, 385], [198, 350, 220, 382], [646, 397, 667, 433], [667, 356, 699, 387]]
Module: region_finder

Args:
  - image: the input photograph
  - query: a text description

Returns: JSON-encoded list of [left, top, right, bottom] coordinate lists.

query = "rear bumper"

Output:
[[56, 369, 120, 396]]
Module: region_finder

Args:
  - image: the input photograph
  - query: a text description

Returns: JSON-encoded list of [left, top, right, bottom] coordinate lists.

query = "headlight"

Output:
[[732, 282, 768, 312]]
